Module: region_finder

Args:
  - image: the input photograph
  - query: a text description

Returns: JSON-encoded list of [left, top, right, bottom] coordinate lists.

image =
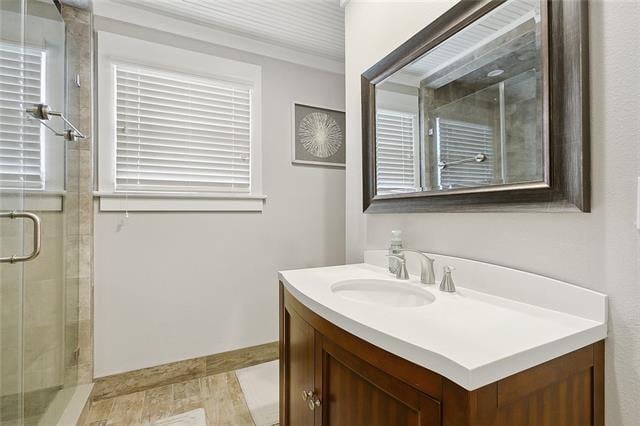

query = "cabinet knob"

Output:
[[302, 390, 322, 410], [307, 393, 321, 410]]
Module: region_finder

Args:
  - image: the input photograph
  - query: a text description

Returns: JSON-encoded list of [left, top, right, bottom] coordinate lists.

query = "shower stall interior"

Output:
[[1, 0, 85, 424]]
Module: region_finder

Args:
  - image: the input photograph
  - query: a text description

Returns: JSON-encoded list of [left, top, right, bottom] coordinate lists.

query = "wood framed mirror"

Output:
[[362, 0, 589, 213]]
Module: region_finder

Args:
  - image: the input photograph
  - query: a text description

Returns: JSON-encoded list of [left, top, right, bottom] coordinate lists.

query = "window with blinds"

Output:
[[115, 65, 252, 193], [375, 109, 418, 194], [0, 42, 44, 190], [435, 118, 494, 189]]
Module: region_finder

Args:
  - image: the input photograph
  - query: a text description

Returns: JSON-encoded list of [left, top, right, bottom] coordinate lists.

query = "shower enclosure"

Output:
[[1, 0, 83, 423]]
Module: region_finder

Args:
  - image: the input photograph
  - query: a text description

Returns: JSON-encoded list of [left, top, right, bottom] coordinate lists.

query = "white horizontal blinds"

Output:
[[0, 42, 43, 189], [115, 65, 252, 193], [375, 109, 418, 194], [436, 118, 494, 188]]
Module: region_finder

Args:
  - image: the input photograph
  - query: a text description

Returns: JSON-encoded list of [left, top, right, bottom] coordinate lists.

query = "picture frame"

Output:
[[291, 102, 346, 168]]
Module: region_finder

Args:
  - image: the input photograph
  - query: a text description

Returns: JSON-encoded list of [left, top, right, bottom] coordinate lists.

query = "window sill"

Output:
[[0, 190, 64, 212], [94, 192, 267, 212]]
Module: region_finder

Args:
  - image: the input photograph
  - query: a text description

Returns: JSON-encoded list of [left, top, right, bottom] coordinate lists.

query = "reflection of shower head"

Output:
[[487, 69, 504, 78]]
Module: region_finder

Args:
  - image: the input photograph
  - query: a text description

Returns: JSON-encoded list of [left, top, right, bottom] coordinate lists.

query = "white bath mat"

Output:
[[152, 408, 207, 425], [235, 360, 279, 426]]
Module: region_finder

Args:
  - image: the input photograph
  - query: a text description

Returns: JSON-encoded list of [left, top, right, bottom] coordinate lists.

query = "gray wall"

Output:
[[345, 1, 640, 424], [93, 18, 345, 376]]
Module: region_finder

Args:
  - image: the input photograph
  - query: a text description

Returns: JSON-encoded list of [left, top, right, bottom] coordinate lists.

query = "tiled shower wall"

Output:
[[62, 5, 93, 386]]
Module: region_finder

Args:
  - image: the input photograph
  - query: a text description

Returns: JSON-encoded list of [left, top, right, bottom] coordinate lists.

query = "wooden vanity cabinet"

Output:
[[286, 306, 316, 425], [280, 283, 604, 426], [317, 335, 441, 425]]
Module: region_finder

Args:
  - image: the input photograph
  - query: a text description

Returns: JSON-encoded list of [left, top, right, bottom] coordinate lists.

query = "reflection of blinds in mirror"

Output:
[[436, 118, 494, 189], [375, 110, 417, 194], [0, 42, 44, 189]]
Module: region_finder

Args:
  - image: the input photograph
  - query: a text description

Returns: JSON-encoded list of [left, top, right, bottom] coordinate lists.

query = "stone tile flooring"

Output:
[[84, 368, 274, 425]]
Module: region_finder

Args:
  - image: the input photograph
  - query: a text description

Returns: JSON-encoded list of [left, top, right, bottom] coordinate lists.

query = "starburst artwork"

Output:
[[293, 104, 345, 167], [298, 112, 343, 158]]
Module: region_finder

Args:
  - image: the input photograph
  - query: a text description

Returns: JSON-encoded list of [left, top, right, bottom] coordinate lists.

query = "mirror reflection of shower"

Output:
[[374, 0, 544, 196]]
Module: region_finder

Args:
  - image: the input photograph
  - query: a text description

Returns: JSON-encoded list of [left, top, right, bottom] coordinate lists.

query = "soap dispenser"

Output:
[[388, 230, 404, 273]]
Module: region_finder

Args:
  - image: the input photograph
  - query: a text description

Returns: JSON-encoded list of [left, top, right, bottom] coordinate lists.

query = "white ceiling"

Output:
[[404, 0, 539, 79], [110, 0, 345, 61]]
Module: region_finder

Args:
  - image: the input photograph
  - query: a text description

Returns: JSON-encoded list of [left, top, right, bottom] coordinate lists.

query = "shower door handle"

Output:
[[0, 211, 42, 263]]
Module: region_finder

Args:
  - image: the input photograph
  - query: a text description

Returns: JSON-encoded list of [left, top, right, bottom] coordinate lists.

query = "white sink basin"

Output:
[[331, 279, 435, 308]]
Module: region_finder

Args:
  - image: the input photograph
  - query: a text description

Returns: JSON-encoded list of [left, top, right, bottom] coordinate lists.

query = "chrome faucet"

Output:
[[440, 266, 456, 292], [386, 255, 409, 280], [401, 250, 436, 285]]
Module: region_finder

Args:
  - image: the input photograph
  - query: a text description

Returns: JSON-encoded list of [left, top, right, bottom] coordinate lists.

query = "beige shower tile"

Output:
[[78, 235, 93, 278], [61, 4, 95, 390], [64, 366, 78, 387], [79, 150, 93, 194], [62, 6, 90, 28], [0, 392, 21, 422], [78, 278, 92, 321], [78, 319, 93, 365], [77, 362, 93, 384], [64, 235, 80, 278], [64, 321, 79, 367], [65, 278, 80, 323], [24, 279, 62, 327], [66, 149, 80, 194], [78, 194, 93, 236]]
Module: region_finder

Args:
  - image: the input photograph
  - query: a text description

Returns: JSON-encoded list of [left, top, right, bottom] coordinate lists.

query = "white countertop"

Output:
[[278, 252, 607, 390]]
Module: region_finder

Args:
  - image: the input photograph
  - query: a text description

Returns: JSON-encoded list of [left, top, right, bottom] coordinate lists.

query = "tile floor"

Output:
[[84, 367, 276, 425]]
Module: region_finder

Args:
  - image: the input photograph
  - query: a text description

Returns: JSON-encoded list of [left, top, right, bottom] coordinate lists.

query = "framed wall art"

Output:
[[292, 103, 345, 168]]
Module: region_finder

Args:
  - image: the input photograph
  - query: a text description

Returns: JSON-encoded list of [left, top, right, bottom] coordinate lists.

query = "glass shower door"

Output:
[[1, 0, 79, 424], [0, 198, 26, 426], [1, 1, 30, 423]]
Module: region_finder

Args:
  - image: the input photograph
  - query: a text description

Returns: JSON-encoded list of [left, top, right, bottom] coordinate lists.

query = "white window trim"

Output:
[[94, 191, 266, 212], [96, 31, 264, 212]]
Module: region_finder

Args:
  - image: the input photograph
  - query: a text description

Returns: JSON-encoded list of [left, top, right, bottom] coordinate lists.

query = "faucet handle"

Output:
[[439, 266, 456, 293], [401, 249, 436, 285], [386, 255, 409, 280]]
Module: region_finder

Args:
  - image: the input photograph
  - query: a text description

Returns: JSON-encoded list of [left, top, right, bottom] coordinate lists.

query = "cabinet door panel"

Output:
[[318, 338, 440, 426], [282, 306, 315, 426]]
